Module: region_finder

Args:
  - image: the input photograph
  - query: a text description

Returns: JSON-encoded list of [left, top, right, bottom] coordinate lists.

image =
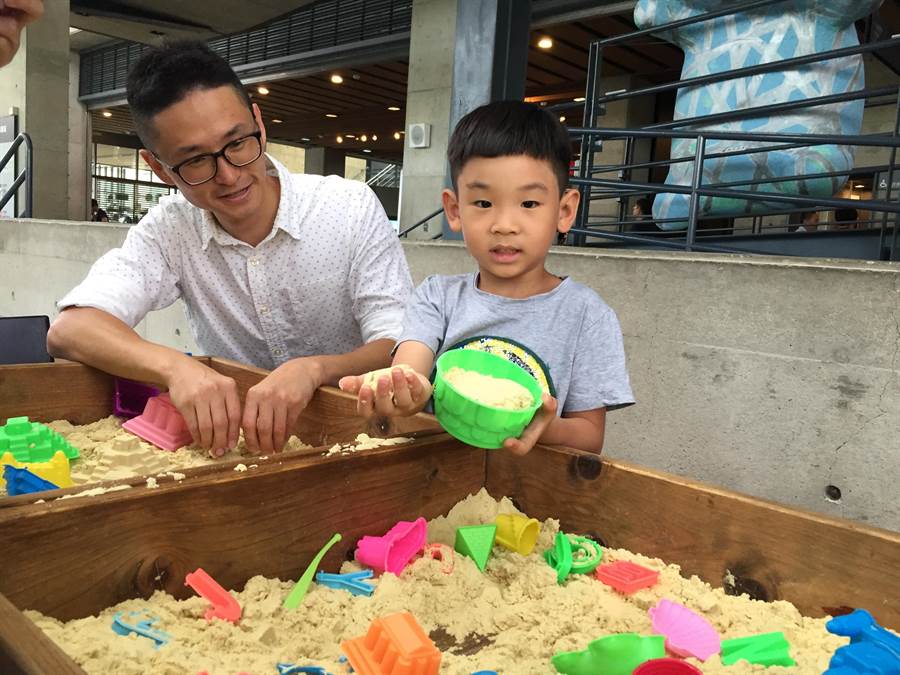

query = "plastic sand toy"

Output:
[[316, 569, 375, 597], [544, 532, 573, 583], [648, 599, 721, 661], [0, 450, 72, 491], [111, 610, 170, 649], [595, 560, 660, 594], [432, 349, 543, 449], [824, 608, 900, 674], [545, 533, 602, 579], [284, 533, 343, 609], [423, 542, 455, 574], [0, 416, 79, 462], [551, 633, 666, 675], [2, 464, 59, 495], [277, 665, 333, 675], [184, 568, 242, 623], [454, 523, 497, 572], [355, 518, 426, 575], [341, 611, 441, 675], [494, 513, 540, 555], [123, 393, 193, 451], [632, 658, 703, 674], [113, 378, 160, 419], [720, 632, 796, 667]]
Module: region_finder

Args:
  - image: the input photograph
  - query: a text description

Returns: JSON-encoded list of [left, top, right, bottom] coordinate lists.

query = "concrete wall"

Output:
[[1, 218, 898, 531]]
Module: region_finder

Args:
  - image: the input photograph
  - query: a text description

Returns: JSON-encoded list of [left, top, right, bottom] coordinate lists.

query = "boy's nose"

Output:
[[490, 212, 519, 234]]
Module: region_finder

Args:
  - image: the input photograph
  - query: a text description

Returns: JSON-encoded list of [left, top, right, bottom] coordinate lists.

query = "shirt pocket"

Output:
[[282, 273, 358, 354]]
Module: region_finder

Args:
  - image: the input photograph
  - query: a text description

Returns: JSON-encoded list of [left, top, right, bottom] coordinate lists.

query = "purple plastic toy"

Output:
[[113, 378, 160, 419]]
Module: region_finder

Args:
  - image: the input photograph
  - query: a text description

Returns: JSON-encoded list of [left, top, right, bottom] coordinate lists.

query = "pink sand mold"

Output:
[[123, 393, 193, 451], [185, 567, 242, 624], [354, 517, 427, 575], [649, 598, 721, 661]]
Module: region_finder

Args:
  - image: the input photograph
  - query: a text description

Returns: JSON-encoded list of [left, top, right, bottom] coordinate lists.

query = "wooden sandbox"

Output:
[[0, 360, 898, 674]]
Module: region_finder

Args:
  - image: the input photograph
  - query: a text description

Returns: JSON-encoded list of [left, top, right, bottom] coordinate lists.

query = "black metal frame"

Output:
[[0, 133, 34, 219], [569, 0, 900, 260]]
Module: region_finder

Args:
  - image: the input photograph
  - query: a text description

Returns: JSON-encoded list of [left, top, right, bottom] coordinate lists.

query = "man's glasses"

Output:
[[163, 130, 263, 186]]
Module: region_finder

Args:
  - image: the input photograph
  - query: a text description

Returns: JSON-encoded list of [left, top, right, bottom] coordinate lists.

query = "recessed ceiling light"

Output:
[[300, 137, 310, 142], [336, 135, 343, 143], [346, 134, 356, 139], [372, 134, 378, 141], [325, 113, 338, 118], [393, 131, 401, 140], [102, 111, 112, 118], [388, 106, 401, 111], [574, 97, 586, 102], [559, 115, 566, 122], [257, 86, 270, 95], [330, 74, 343, 84], [538, 36, 553, 49], [360, 134, 368, 142], [363, 149, 371, 153], [272, 118, 283, 123], [853, 184, 865, 188]]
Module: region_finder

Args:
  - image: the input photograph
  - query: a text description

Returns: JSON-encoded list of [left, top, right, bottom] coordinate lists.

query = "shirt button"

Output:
[[249, 258, 260, 266], [259, 305, 269, 314], [273, 348, 283, 357]]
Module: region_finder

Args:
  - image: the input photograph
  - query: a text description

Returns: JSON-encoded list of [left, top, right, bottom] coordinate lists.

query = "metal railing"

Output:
[[560, 0, 900, 261], [0, 133, 33, 218], [367, 163, 402, 188], [398, 207, 443, 239]]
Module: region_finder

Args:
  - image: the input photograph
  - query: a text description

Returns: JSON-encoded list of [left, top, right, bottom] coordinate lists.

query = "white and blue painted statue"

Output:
[[633, 0, 882, 229]]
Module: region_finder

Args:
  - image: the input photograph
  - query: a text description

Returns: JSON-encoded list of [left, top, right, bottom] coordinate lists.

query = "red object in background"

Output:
[[633, 658, 703, 674], [595, 560, 660, 594]]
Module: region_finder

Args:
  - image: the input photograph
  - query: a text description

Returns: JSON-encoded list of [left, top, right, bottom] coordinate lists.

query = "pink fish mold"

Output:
[[649, 598, 721, 661], [354, 517, 427, 575]]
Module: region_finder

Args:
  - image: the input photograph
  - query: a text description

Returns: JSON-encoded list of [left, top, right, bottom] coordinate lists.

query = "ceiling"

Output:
[[90, 10, 685, 162], [70, 0, 314, 44]]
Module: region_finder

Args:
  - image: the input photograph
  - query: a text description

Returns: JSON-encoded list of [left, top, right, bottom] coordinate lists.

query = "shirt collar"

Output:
[[199, 154, 299, 250]]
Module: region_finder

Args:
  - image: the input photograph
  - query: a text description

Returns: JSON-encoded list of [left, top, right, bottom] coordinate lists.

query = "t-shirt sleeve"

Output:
[[394, 276, 447, 354], [56, 222, 181, 328], [348, 185, 414, 342], [565, 306, 635, 413]]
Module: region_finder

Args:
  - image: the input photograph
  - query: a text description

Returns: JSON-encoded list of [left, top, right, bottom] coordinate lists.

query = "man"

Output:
[[90, 198, 109, 222], [48, 41, 413, 454], [0, 0, 42, 68]]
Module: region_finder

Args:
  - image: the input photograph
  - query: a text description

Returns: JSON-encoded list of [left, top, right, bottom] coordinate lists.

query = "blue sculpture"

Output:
[[633, 0, 882, 229], [824, 608, 900, 674]]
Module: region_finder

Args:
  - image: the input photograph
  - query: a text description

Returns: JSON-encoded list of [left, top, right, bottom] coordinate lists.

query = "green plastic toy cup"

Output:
[[433, 349, 543, 449]]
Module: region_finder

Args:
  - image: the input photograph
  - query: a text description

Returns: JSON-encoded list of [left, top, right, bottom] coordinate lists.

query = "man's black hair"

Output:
[[447, 100, 572, 195], [634, 197, 652, 214], [834, 207, 858, 223], [126, 41, 251, 150]]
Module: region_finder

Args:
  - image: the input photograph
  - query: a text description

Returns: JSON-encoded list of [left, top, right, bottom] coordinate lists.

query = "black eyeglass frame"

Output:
[[158, 130, 264, 186]]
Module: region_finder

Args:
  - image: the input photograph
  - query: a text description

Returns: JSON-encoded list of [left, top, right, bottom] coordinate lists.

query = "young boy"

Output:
[[340, 101, 634, 454]]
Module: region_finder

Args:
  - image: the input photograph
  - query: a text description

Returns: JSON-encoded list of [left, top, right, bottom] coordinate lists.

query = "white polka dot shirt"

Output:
[[58, 156, 413, 370]]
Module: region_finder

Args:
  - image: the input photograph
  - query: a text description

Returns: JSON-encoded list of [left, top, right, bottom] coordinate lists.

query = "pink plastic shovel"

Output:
[[354, 517, 427, 575]]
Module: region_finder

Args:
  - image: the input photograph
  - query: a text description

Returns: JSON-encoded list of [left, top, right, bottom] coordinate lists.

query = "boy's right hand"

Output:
[[339, 365, 433, 418]]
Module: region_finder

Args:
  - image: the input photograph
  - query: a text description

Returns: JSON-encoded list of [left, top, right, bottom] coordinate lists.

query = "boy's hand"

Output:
[[502, 394, 558, 456], [339, 366, 432, 418]]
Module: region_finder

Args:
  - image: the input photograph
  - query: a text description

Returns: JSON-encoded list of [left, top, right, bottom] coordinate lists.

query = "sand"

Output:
[[26, 489, 847, 674], [445, 368, 535, 410]]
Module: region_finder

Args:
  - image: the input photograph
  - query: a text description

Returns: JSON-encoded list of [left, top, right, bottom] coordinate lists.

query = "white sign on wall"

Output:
[[0, 115, 18, 218]]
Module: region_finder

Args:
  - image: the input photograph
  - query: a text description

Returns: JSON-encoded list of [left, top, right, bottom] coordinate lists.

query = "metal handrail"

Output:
[[399, 207, 443, 238], [0, 132, 33, 218]]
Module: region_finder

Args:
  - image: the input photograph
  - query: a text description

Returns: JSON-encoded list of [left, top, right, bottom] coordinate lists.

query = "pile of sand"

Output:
[[27, 489, 846, 674]]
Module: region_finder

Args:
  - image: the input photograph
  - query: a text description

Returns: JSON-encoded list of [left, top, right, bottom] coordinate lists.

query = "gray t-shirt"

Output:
[[397, 273, 635, 413]]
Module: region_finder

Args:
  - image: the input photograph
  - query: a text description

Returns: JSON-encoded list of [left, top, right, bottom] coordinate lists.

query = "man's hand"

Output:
[[242, 357, 321, 454], [502, 394, 558, 456], [0, 0, 44, 68], [166, 357, 241, 456], [339, 366, 432, 418]]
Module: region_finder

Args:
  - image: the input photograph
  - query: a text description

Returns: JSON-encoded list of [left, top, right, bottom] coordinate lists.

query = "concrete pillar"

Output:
[[304, 146, 345, 177], [0, 0, 71, 219], [399, 0, 530, 240], [68, 52, 91, 221]]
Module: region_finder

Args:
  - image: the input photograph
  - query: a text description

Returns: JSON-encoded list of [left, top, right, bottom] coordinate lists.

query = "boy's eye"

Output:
[[522, 200, 541, 209], [473, 200, 492, 208]]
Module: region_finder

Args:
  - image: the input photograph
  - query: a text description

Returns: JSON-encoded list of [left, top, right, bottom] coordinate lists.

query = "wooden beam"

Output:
[[0, 435, 482, 621], [486, 445, 900, 629], [0, 592, 86, 675]]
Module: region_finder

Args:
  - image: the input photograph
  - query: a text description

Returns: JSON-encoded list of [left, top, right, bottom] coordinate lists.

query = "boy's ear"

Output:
[[442, 188, 463, 233], [140, 149, 177, 187], [556, 187, 580, 234]]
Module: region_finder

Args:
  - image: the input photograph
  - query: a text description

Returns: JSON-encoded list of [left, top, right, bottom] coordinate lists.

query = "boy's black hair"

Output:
[[447, 100, 572, 195], [126, 41, 251, 150], [634, 197, 652, 214]]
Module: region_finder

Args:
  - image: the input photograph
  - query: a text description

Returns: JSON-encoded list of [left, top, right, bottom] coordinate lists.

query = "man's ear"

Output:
[[140, 149, 176, 187], [252, 103, 268, 147], [442, 188, 463, 233], [556, 187, 580, 234]]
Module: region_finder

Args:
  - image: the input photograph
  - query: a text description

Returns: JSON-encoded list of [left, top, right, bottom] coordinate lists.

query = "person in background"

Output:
[[628, 196, 658, 233], [793, 210, 819, 233], [0, 0, 43, 68], [833, 207, 859, 230], [90, 198, 109, 223]]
